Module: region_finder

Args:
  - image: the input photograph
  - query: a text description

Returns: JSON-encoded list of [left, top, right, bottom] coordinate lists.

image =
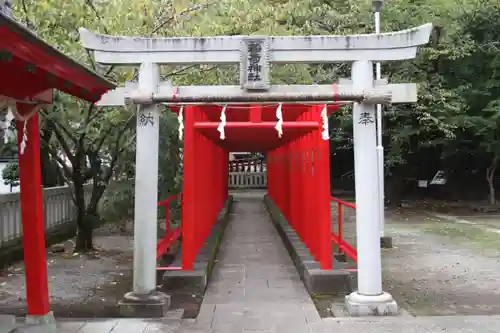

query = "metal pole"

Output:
[[374, 0, 385, 238]]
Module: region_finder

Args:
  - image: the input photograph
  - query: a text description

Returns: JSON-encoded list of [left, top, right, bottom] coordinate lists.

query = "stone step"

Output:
[[0, 315, 16, 333]]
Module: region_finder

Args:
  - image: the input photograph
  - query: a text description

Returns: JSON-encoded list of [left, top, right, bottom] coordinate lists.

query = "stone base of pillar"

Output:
[[118, 290, 171, 318], [380, 236, 393, 249], [7, 312, 57, 333], [25, 312, 56, 325], [345, 291, 398, 316]]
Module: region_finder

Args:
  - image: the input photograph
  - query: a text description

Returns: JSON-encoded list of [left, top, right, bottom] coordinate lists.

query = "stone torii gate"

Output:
[[79, 23, 432, 316]]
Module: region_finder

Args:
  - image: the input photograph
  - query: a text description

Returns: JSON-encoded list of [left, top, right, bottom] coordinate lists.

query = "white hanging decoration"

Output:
[[275, 103, 283, 138], [0, 95, 45, 154], [321, 104, 330, 140], [178, 105, 184, 140], [19, 120, 28, 155], [217, 105, 227, 140], [10, 105, 39, 155]]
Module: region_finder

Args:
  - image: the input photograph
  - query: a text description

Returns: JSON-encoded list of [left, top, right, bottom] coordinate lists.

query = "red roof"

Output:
[[0, 13, 116, 103]]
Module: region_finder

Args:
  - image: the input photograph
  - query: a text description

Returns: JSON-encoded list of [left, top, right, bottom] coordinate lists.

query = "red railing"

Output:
[[156, 193, 182, 264], [330, 197, 358, 262]]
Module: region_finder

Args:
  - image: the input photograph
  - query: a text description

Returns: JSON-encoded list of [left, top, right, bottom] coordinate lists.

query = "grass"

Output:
[[424, 222, 500, 251]]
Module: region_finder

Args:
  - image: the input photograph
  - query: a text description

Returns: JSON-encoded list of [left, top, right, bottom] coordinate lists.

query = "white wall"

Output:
[[0, 161, 19, 194]]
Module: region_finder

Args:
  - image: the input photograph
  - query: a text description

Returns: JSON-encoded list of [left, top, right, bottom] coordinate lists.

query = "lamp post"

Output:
[[373, 0, 391, 248]]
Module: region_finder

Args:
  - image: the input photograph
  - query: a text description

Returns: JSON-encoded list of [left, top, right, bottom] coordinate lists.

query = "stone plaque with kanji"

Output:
[[240, 37, 269, 91]]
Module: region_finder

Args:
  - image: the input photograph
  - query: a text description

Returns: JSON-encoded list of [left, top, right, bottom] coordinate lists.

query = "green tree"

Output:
[[2, 162, 19, 191], [439, 1, 500, 204], [14, 0, 200, 252]]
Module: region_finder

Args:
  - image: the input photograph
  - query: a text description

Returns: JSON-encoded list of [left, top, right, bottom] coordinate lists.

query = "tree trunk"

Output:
[[75, 217, 93, 253], [486, 156, 498, 205], [73, 173, 94, 253]]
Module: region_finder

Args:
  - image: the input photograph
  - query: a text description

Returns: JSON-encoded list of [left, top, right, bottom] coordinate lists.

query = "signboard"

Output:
[[240, 37, 269, 91], [429, 170, 447, 185]]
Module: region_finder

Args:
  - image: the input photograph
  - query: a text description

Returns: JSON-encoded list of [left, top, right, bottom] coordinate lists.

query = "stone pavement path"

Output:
[[176, 191, 321, 332], [50, 315, 500, 333]]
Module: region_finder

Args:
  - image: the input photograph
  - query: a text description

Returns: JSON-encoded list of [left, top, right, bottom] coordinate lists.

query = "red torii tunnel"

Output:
[[162, 103, 343, 271]]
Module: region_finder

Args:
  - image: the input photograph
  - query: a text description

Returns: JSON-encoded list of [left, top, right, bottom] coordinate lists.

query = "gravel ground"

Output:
[[329, 203, 500, 316], [0, 224, 134, 318]]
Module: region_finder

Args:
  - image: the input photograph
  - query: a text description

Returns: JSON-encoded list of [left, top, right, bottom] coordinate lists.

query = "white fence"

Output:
[[0, 184, 92, 248], [228, 158, 267, 189], [229, 171, 267, 189]]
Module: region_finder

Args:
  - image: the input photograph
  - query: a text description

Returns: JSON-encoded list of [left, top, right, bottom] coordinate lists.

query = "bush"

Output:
[[2, 162, 19, 190]]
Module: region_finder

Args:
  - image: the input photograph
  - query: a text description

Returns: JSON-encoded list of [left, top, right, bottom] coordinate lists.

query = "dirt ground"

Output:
[[0, 224, 135, 318], [0, 219, 196, 319], [328, 201, 500, 317]]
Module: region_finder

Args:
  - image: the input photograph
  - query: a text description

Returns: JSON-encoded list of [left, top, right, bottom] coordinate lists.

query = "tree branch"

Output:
[[40, 141, 76, 199], [84, 0, 110, 35], [20, 0, 34, 30], [151, 2, 213, 35], [39, 114, 76, 164], [39, 108, 79, 145]]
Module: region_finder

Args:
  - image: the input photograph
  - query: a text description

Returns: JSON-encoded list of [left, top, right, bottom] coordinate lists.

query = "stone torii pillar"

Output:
[[79, 23, 433, 317]]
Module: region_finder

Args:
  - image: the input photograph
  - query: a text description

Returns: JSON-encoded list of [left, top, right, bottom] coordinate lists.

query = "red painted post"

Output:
[[316, 104, 333, 269], [195, 132, 202, 258], [270, 151, 276, 201], [294, 139, 301, 239], [16, 109, 50, 316], [276, 148, 282, 210], [201, 132, 207, 246], [274, 148, 281, 210], [222, 148, 226, 207], [283, 144, 290, 223], [309, 105, 322, 262], [295, 143, 300, 238], [182, 105, 197, 270], [202, 132, 210, 246], [216, 146, 221, 213], [281, 146, 287, 215], [302, 133, 310, 252], [275, 149, 280, 209], [216, 140, 221, 219], [298, 106, 309, 252], [338, 202, 343, 254], [204, 132, 210, 243], [269, 151, 274, 202], [287, 142, 295, 232], [224, 150, 229, 200], [285, 145, 290, 221]]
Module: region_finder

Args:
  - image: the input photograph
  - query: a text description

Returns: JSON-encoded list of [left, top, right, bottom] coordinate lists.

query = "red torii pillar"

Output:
[[14, 97, 52, 322], [16, 111, 50, 316]]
